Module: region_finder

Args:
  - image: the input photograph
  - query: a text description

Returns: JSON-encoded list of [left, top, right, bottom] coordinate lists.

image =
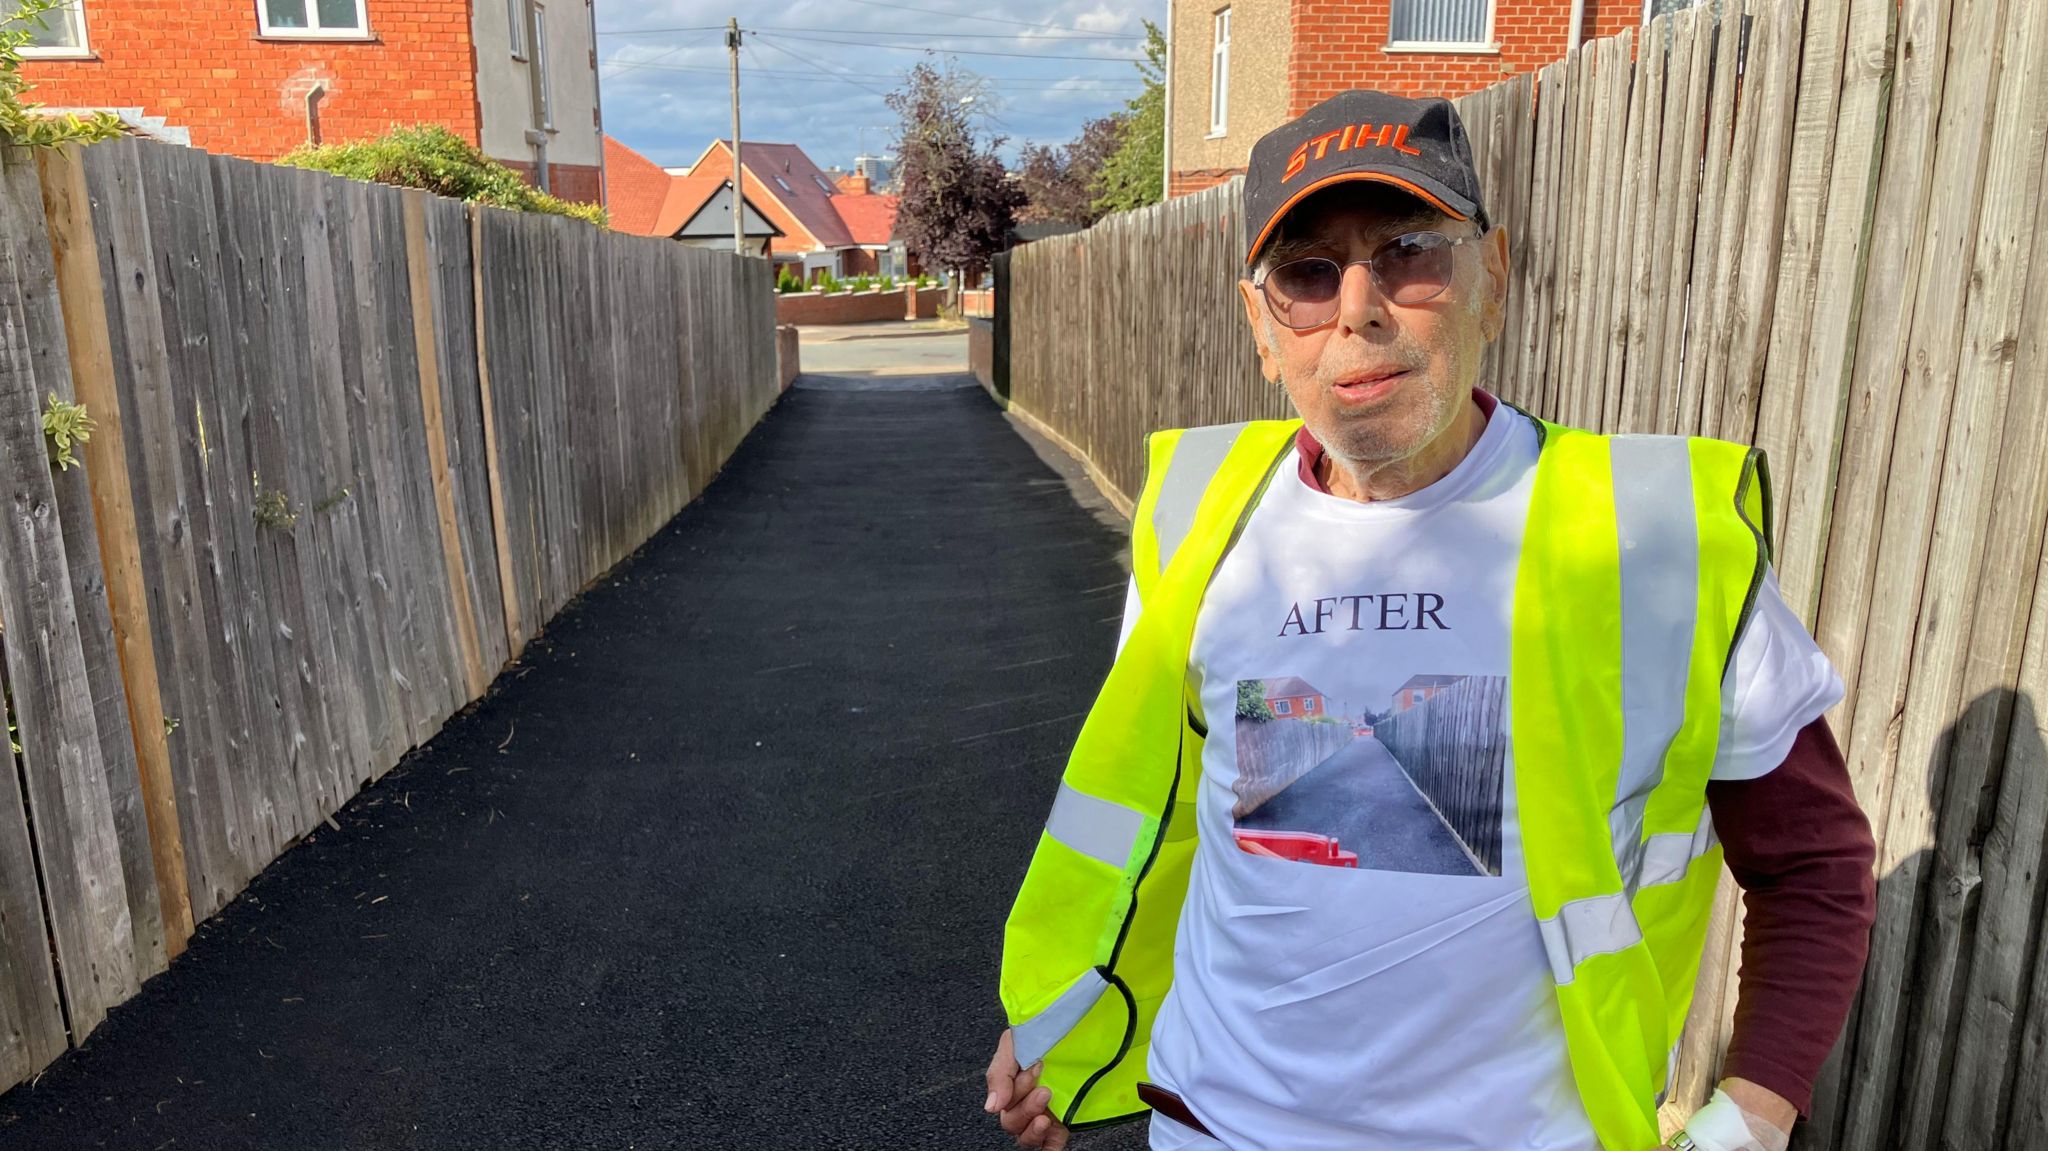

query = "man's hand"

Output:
[[985, 1029, 1070, 1150], [1677, 1082, 1794, 1151]]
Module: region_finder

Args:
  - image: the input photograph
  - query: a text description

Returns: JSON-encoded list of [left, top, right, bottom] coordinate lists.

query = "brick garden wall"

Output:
[[22, 0, 481, 162], [776, 286, 946, 326]]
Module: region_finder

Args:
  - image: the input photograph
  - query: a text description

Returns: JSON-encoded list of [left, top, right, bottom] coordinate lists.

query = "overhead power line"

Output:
[[836, 0, 1144, 37], [755, 31, 1141, 62], [747, 34, 896, 99], [602, 58, 1140, 88], [604, 24, 1136, 41]]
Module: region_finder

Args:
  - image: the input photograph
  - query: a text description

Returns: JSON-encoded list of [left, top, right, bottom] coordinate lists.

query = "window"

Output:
[[258, 0, 368, 36], [533, 1, 553, 129], [774, 175, 792, 192], [1388, 0, 1492, 48], [1273, 699, 1292, 716], [1303, 698, 1318, 713], [1208, 8, 1230, 136], [508, 0, 527, 58], [18, 1, 89, 56], [813, 174, 834, 193]]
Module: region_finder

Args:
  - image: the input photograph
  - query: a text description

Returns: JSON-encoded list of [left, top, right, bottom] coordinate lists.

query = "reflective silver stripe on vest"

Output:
[[1608, 436, 1700, 894], [1636, 805, 1719, 891], [1538, 892, 1645, 986], [1012, 968, 1111, 1070], [1151, 423, 1249, 577], [1044, 783, 1146, 869]]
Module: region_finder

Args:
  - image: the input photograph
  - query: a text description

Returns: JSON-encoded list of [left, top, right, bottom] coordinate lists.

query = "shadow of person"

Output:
[[1796, 687, 2048, 1150]]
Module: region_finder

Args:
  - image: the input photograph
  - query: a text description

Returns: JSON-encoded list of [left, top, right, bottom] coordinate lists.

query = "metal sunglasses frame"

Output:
[[1252, 230, 1484, 330]]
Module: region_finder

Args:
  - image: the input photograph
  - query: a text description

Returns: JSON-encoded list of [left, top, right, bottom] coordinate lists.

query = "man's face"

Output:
[[1238, 186, 1510, 467]]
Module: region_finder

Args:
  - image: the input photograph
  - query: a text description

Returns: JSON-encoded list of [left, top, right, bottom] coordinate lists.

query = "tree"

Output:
[[887, 61, 1024, 286], [1236, 680, 1275, 724], [1091, 20, 1166, 217], [1016, 114, 1124, 227]]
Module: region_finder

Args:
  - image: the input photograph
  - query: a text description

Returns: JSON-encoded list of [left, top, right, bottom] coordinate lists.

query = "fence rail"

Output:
[[1003, 0, 2048, 1145], [0, 138, 778, 1095]]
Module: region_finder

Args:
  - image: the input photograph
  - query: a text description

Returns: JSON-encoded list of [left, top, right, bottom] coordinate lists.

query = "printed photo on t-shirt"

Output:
[[1232, 674, 1507, 876]]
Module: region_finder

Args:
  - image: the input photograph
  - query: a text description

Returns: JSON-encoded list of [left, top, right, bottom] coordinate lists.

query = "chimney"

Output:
[[836, 172, 871, 196]]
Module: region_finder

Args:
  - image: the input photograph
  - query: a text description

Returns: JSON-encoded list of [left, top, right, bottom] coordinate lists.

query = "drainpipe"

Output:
[[1162, 0, 1174, 200], [304, 81, 327, 146], [1568, 0, 1586, 49]]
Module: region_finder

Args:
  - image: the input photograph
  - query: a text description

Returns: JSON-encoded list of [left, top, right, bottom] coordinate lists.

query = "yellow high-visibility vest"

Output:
[[999, 412, 1772, 1151]]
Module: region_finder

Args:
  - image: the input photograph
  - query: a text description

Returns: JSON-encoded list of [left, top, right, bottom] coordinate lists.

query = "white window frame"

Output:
[[1384, 0, 1498, 53], [533, 0, 553, 130], [508, 0, 527, 59], [1207, 8, 1230, 138], [255, 0, 370, 38], [17, 1, 92, 58], [1273, 699, 1291, 716]]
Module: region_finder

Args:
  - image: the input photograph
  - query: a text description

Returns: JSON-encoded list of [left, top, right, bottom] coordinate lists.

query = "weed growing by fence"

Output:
[[280, 125, 607, 226], [0, 0, 122, 146], [39, 392, 90, 470]]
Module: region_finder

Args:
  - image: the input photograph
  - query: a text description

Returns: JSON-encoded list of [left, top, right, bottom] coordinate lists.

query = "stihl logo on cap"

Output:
[[1282, 123, 1425, 183]]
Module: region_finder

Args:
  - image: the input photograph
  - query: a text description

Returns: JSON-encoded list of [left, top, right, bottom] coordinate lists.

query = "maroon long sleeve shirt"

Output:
[[1293, 415, 1878, 1114]]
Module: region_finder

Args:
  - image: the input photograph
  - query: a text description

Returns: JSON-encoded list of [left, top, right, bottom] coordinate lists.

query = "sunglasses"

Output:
[[1252, 231, 1480, 331]]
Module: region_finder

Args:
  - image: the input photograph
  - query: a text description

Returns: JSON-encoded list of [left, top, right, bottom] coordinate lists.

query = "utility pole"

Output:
[[727, 17, 744, 257]]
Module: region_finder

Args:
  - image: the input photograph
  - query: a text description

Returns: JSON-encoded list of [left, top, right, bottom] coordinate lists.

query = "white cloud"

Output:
[[595, 0, 1159, 173]]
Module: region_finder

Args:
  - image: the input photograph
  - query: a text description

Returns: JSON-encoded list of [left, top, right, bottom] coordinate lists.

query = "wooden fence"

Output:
[[1004, 0, 2048, 1145], [1374, 676, 1510, 877], [0, 137, 778, 1095]]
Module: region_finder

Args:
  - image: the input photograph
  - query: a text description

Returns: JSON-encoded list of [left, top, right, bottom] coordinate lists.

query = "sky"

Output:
[[594, 0, 1165, 174]]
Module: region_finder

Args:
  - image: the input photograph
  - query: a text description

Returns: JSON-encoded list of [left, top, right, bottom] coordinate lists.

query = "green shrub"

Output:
[[280, 124, 607, 226], [2, 0, 123, 146], [817, 271, 847, 294], [776, 267, 805, 294], [880, 274, 897, 291]]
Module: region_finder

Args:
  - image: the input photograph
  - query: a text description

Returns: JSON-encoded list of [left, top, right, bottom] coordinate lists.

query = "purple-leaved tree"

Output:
[[887, 61, 1024, 295]]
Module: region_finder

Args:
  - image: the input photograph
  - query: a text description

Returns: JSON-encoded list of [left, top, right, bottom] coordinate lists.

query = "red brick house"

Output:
[[1391, 673, 1465, 712], [1166, 0, 1675, 197], [18, 0, 605, 203], [1259, 675, 1331, 719]]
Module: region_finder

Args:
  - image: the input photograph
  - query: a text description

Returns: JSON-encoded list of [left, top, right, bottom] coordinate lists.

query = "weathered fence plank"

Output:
[[0, 627, 67, 1092], [0, 147, 140, 1040]]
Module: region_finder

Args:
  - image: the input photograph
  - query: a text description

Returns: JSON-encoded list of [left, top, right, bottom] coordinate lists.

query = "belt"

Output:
[[1137, 1082, 1217, 1140]]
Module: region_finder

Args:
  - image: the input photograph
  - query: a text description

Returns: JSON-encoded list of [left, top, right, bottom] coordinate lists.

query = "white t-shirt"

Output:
[[1116, 404, 1842, 1151]]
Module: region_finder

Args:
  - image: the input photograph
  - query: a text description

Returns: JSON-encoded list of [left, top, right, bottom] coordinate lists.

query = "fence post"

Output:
[[401, 190, 488, 699], [33, 143, 193, 957]]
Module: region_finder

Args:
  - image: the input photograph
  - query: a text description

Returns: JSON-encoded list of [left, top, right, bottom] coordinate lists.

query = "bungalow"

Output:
[[604, 135, 780, 255]]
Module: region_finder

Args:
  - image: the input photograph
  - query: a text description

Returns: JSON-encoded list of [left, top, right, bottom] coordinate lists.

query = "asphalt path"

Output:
[[1240, 737, 1486, 877], [0, 333, 1148, 1150]]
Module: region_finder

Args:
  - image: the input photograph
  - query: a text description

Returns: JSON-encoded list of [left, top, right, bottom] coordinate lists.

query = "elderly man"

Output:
[[982, 91, 1875, 1151]]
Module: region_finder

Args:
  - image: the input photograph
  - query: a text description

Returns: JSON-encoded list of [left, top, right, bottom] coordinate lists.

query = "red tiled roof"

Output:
[[603, 135, 675, 237], [653, 173, 726, 236], [685, 140, 857, 251], [831, 192, 898, 246]]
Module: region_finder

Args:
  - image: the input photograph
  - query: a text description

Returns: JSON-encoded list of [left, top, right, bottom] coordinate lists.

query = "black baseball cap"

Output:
[[1243, 90, 1489, 267]]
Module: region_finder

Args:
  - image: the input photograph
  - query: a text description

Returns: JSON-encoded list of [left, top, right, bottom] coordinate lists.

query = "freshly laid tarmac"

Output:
[[0, 335, 1147, 1150]]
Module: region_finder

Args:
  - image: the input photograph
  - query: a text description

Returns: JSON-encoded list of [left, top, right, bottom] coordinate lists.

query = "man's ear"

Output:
[[1239, 278, 1281, 383], [1480, 225, 1511, 343]]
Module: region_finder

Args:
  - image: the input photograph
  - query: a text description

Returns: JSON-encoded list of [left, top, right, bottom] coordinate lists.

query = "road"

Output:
[[0, 326, 1146, 1150], [1240, 736, 1486, 877]]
